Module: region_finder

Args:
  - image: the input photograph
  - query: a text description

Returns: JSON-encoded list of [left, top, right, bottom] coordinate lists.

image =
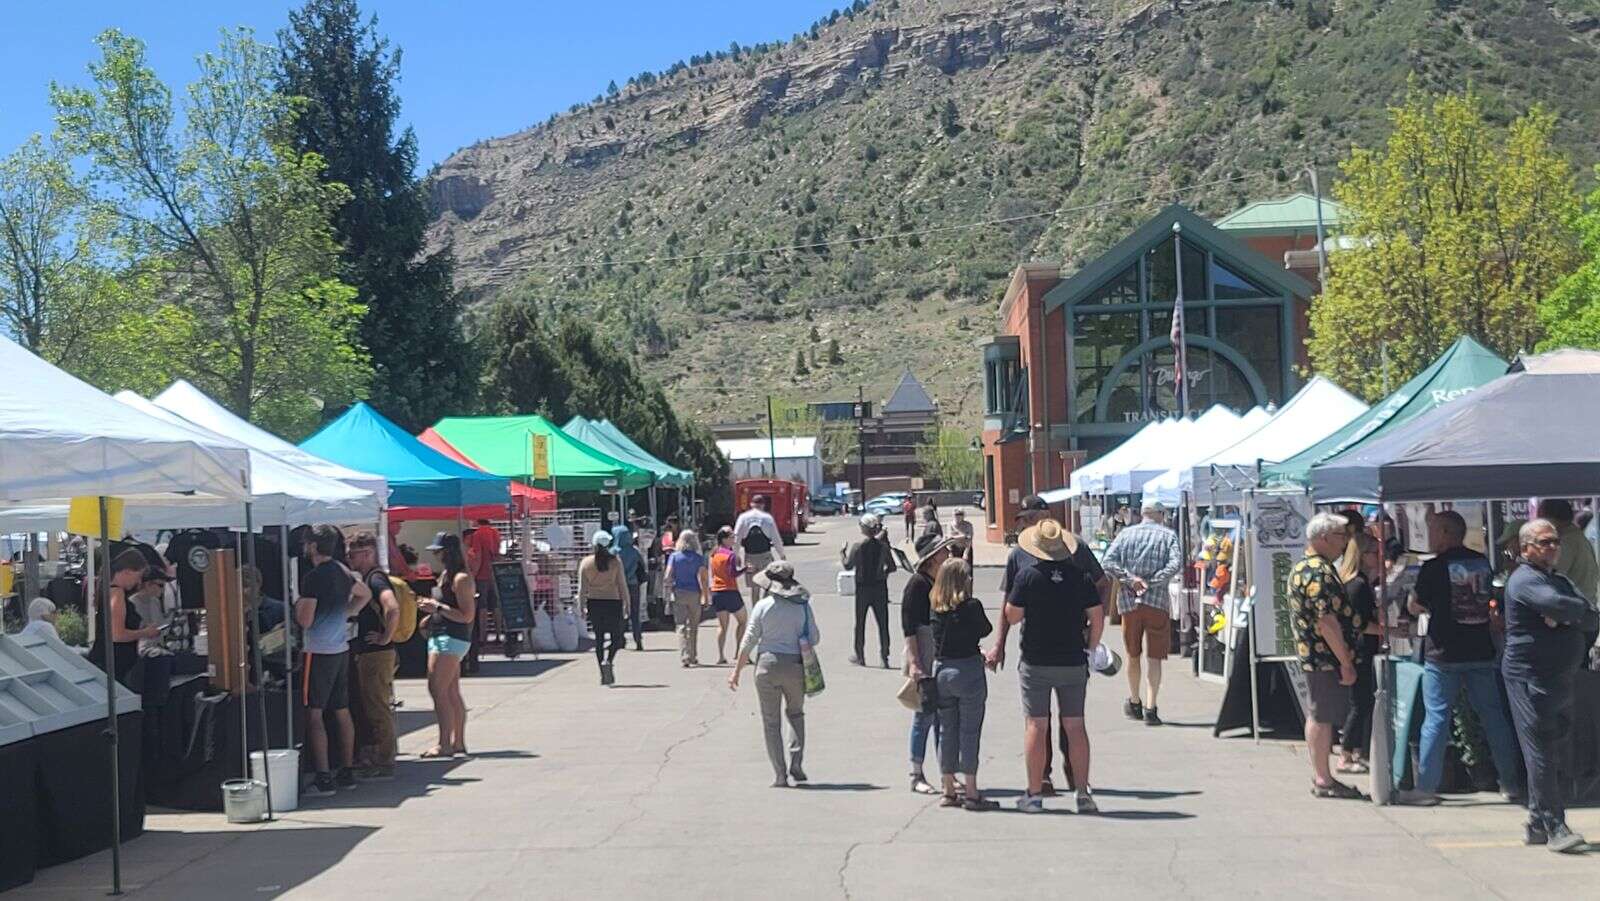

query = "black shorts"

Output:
[[303, 651, 350, 711]]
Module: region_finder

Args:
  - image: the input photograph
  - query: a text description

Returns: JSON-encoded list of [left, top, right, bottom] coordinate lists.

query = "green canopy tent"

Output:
[[1260, 336, 1507, 488], [429, 414, 653, 492], [562, 417, 694, 487]]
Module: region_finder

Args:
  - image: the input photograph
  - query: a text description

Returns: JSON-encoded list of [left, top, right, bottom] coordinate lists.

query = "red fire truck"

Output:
[[733, 478, 809, 543]]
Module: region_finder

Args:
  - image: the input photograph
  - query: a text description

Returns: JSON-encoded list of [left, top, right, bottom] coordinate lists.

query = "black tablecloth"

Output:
[[143, 675, 301, 811], [0, 711, 144, 891]]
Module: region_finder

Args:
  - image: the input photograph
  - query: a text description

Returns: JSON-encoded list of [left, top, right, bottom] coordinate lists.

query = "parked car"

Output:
[[808, 493, 844, 515], [862, 492, 910, 518]]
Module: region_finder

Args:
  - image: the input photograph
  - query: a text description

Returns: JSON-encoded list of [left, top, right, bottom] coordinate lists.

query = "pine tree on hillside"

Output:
[[278, 0, 477, 432]]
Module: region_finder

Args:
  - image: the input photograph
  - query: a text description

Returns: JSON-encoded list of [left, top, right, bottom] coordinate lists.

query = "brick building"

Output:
[[977, 198, 1337, 542]]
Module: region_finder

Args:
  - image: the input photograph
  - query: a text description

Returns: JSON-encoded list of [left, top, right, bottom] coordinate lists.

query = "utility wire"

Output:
[[517, 169, 1279, 275]]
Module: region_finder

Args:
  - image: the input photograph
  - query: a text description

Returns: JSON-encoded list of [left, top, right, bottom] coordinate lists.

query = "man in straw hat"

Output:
[[841, 513, 898, 668], [902, 532, 969, 795], [990, 495, 1110, 796], [997, 518, 1106, 813]]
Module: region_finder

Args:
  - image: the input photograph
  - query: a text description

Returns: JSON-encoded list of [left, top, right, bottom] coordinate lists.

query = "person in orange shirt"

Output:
[[708, 525, 748, 665], [464, 519, 502, 672]]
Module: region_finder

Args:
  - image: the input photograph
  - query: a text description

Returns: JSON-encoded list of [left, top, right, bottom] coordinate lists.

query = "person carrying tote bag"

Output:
[[729, 560, 821, 788]]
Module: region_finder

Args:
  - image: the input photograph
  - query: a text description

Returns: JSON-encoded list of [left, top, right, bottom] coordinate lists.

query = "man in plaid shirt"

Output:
[[1102, 500, 1183, 725]]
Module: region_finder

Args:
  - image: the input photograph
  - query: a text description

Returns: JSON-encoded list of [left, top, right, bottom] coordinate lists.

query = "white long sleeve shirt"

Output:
[[733, 508, 786, 560]]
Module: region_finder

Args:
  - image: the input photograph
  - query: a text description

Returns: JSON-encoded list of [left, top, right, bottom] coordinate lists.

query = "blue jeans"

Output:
[[910, 707, 938, 769], [936, 655, 988, 776], [1418, 661, 1524, 794]]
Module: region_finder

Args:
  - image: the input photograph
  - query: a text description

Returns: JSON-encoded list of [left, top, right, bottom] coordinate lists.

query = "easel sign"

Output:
[[492, 560, 535, 631]]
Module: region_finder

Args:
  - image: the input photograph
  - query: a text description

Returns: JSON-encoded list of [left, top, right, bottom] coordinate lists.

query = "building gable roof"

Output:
[[1214, 192, 1348, 233], [1042, 204, 1316, 314], [882, 370, 937, 414]]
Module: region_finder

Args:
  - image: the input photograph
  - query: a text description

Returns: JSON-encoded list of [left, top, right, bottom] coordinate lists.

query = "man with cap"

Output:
[[735, 494, 786, 602], [1502, 518, 1600, 852], [841, 513, 898, 667], [902, 532, 968, 795], [1102, 499, 1183, 725], [989, 494, 1111, 794], [1000, 518, 1107, 812]]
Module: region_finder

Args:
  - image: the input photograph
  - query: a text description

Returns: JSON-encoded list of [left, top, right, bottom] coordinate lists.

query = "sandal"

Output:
[[939, 793, 963, 808], [419, 747, 450, 759], [963, 796, 1000, 812], [1311, 780, 1365, 800], [1336, 761, 1370, 775], [453, 746, 471, 758], [910, 776, 939, 795]]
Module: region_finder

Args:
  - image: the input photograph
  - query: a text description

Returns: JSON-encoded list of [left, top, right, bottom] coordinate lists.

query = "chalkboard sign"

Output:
[[492, 561, 534, 631]]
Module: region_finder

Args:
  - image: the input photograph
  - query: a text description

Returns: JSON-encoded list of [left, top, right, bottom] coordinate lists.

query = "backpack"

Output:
[[385, 573, 420, 644], [743, 523, 773, 554]]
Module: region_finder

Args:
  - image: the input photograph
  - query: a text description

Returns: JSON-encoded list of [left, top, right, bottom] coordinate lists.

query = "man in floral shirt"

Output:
[[1290, 512, 1364, 799]]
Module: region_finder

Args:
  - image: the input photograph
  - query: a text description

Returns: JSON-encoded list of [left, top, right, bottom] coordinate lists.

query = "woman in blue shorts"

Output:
[[708, 526, 748, 664], [421, 532, 476, 758]]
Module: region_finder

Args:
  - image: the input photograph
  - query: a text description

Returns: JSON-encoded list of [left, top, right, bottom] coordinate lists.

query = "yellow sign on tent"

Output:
[[531, 434, 550, 481], [68, 496, 124, 537]]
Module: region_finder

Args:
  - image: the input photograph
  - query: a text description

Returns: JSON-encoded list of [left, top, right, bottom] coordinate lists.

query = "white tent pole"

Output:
[[1245, 488, 1261, 744], [97, 497, 124, 895], [378, 508, 390, 569], [243, 503, 273, 820], [284, 526, 296, 746]]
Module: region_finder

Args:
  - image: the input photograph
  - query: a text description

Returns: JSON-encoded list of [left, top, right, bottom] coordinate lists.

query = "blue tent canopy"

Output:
[[301, 402, 508, 508], [563, 417, 695, 487]]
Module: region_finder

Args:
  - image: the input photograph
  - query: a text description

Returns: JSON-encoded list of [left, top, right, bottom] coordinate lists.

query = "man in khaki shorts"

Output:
[[1102, 500, 1182, 726], [735, 494, 785, 601]]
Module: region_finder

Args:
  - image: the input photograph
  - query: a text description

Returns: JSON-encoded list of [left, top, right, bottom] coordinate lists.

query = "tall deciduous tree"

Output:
[[1538, 174, 1600, 351], [1307, 90, 1579, 400], [278, 0, 476, 432], [916, 426, 981, 489], [0, 135, 115, 364], [52, 28, 368, 437]]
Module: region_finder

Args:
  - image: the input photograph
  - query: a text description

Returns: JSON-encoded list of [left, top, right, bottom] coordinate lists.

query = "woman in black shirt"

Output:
[[87, 549, 163, 686], [1338, 532, 1383, 774], [930, 558, 996, 810]]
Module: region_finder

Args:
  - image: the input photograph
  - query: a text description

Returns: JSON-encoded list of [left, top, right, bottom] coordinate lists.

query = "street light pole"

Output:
[[765, 394, 778, 478]]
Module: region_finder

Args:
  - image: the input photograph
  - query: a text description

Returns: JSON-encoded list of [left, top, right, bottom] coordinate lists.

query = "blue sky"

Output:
[[0, 1, 839, 171]]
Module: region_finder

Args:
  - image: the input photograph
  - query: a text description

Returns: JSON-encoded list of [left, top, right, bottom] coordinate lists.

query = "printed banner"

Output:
[[1248, 491, 1313, 660]]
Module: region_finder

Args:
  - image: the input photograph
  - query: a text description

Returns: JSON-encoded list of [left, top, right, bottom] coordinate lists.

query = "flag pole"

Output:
[[1172, 221, 1189, 418]]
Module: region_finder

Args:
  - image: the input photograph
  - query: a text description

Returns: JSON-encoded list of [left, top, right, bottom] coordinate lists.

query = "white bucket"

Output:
[[250, 749, 300, 813], [222, 779, 269, 823]]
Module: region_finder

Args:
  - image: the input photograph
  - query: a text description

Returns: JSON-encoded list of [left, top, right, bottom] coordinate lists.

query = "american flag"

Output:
[[1170, 272, 1187, 413]]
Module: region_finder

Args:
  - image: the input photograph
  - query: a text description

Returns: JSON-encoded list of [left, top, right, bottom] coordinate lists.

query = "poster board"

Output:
[[1247, 490, 1314, 661], [492, 560, 534, 631]]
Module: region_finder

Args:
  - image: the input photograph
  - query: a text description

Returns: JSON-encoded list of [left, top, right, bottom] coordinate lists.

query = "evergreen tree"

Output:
[[278, 0, 477, 432], [826, 337, 843, 364], [794, 348, 809, 375]]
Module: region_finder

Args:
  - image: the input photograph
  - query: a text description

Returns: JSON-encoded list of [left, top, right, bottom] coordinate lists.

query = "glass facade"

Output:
[[1068, 237, 1289, 426]]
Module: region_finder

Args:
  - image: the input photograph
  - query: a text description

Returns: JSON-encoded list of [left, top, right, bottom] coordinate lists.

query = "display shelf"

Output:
[[0, 632, 138, 747]]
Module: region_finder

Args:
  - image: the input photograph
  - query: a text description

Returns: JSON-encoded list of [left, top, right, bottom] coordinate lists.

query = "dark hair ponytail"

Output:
[[594, 545, 613, 571]]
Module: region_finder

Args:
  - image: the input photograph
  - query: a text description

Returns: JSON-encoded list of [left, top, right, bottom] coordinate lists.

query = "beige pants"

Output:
[[354, 649, 397, 767], [755, 652, 805, 781], [673, 589, 702, 665]]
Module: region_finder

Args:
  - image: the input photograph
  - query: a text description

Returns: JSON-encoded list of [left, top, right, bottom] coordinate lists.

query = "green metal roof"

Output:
[[1214, 193, 1347, 234]]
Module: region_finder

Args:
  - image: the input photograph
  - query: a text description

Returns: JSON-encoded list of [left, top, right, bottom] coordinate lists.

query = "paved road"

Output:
[[18, 515, 1597, 899]]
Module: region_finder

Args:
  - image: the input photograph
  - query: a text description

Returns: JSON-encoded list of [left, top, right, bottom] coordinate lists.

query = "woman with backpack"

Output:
[[579, 530, 630, 685], [929, 557, 996, 810], [708, 526, 748, 665], [729, 560, 821, 787]]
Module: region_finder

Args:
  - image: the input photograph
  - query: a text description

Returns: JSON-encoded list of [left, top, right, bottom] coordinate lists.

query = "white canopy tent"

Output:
[[1138, 406, 1272, 506], [0, 393, 380, 532], [1070, 418, 1187, 496], [1107, 405, 1245, 494], [153, 379, 388, 500], [1189, 376, 1368, 503]]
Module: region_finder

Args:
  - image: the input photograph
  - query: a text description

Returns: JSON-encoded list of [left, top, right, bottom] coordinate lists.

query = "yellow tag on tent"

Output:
[[68, 496, 124, 537], [0, 563, 12, 596], [531, 434, 550, 481]]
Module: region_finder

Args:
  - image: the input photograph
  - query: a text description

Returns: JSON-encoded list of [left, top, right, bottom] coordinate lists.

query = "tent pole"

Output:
[[235, 533, 249, 784], [1245, 488, 1260, 744], [1372, 492, 1393, 806], [98, 497, 124, 895], [243, 504, 272, 820], [283, 526, 296, 749], [378, 508, 390, 569]]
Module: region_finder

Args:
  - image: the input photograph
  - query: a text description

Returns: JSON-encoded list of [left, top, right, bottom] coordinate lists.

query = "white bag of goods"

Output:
[[836, 569, 855, 596], [552, 607, 582, 652], [529, 607, 558, 652]]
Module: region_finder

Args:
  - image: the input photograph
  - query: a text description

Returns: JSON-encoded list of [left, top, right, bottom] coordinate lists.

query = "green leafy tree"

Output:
[[1308, 89, 1579, 400], [52, 28, 368, 436], [916, 426, 981, 489], [278, 0, 477, 432], [0, 135, 117, 364], [1539, 172, 1600, 350]]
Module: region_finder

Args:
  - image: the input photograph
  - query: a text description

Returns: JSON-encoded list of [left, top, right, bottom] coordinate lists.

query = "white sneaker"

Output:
[[1014, 793, 1044, 813]]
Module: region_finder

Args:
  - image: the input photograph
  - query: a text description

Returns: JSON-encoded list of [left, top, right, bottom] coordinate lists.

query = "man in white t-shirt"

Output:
[[734, 495, 786, 601]]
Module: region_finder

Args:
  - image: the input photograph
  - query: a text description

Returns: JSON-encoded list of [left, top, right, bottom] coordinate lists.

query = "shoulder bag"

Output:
[[799, 603, 825, 696]]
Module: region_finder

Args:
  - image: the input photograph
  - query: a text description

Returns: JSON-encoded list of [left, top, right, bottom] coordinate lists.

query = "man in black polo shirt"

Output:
[[1405, 511, 1523, 803], [988, 495, 1110, 794], [1000, 519, 1106, 813]]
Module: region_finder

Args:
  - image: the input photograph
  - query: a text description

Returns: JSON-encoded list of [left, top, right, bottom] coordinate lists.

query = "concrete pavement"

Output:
[[16, 514, 1598, 899]]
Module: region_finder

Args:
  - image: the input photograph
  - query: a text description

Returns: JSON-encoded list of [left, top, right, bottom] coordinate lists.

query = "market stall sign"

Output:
[[531, 434, 549, 482], [68, 495, 123, 537], [492, 560, 534, 631]]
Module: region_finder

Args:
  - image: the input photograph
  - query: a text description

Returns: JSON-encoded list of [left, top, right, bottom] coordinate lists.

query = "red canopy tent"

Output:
[[407, 427, 557, 522]]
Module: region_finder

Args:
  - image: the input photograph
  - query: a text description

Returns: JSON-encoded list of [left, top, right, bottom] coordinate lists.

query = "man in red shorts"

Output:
[[1101, 500, 1182, 726]]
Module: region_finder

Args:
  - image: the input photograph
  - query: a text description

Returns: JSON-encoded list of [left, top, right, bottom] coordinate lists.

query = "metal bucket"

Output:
[[222, 779, 269, 824]]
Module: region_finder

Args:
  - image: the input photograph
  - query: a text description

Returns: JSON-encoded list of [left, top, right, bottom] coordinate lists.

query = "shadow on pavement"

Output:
[[795, 783, 885, 792], [610, 683, 669, 689], [298, 758, 475, 811], [1094, 788, 1203, 800], [1094, 810, 1196, 820], [470, 658, 573, 679]]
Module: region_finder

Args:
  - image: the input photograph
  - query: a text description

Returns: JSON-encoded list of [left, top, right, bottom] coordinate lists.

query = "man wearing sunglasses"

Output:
[[1502, 518, 1600, 853]]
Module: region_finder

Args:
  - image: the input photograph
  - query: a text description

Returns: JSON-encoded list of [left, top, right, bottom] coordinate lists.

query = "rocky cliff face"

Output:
[[425, 0, 1600, 426]]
